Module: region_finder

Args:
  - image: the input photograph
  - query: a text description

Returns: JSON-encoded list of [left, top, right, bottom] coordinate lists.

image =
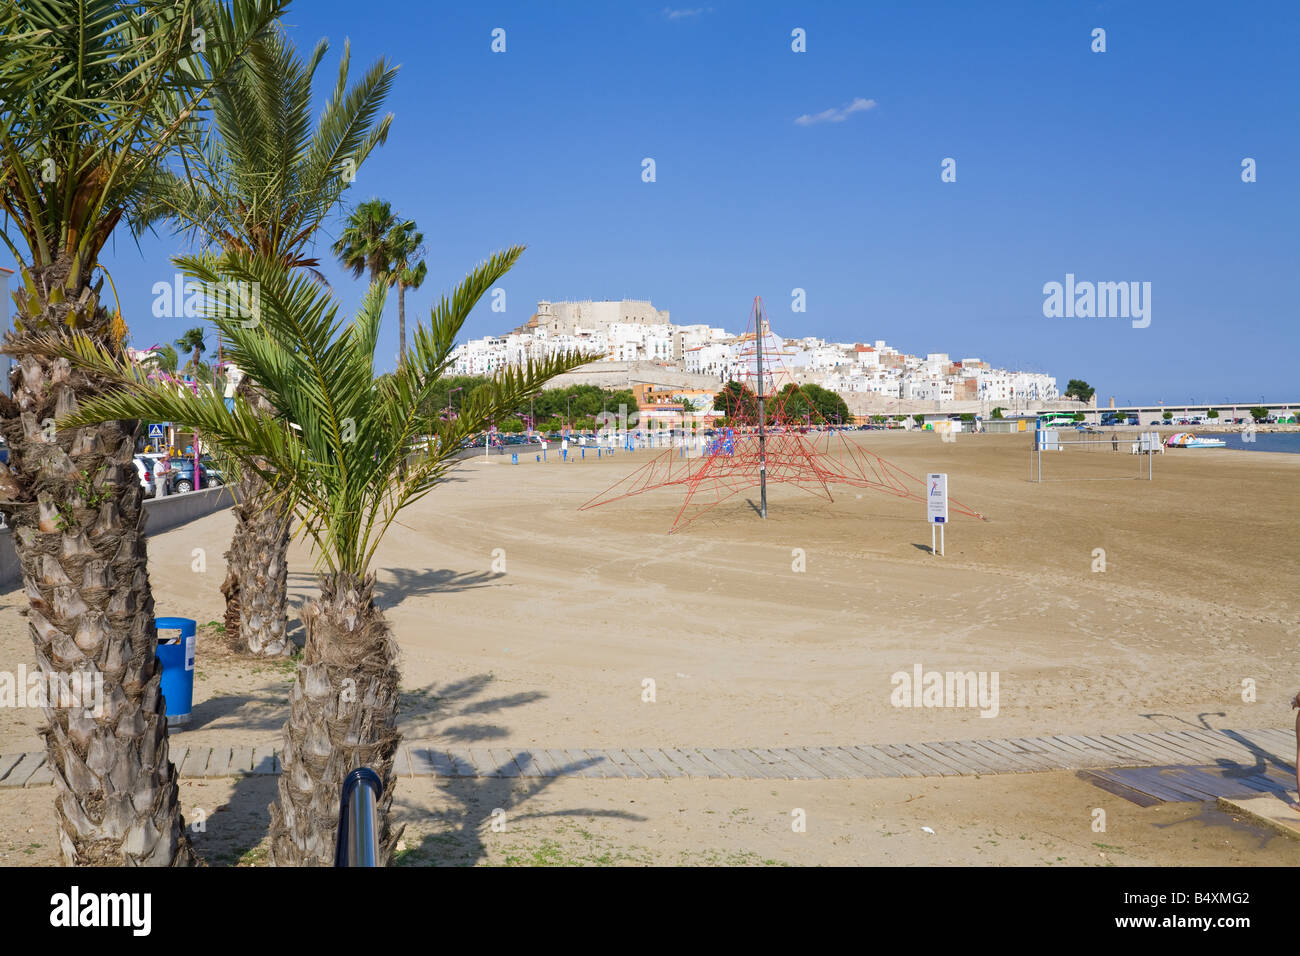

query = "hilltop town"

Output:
[[450, 298, 1065, 417]]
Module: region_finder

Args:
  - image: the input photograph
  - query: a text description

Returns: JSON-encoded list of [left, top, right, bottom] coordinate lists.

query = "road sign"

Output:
[[148, 424, 166, 441], [926, 473, 948, 524]]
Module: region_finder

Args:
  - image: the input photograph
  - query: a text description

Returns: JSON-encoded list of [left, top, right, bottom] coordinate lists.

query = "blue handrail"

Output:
[[335, 767, 383, 867]]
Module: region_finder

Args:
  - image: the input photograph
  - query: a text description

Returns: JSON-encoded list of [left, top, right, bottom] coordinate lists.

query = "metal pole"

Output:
[[335, 767, 382, 867], [755, 299, 767, 519]]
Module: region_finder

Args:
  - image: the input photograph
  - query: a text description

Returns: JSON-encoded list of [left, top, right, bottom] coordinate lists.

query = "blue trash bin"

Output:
[[155, 617, 197, 727]]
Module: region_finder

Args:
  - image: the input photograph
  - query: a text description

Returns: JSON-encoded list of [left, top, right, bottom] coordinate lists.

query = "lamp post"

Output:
[[448, 386, 463, 421]]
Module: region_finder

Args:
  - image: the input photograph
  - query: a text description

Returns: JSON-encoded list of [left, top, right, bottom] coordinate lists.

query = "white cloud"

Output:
[[663, 7, 711, 19], [794, 97, 878, 126]]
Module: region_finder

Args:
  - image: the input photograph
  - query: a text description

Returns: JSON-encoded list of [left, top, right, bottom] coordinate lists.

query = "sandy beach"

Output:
[[3, 431, 1298, 864]]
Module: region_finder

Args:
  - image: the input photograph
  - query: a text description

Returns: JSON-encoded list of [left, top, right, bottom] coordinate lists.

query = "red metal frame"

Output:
[[580, 298, 986, 532]]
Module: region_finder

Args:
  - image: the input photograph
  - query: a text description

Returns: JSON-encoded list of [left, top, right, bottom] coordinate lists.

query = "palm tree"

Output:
[[146, 27, 396, 658], [46, 246, 593, 865], [175, 327, 206, 377], [145, 344, 180, 375], [333, 203, 427, 363], [0, 0, 287, 866], [388, 221, 426, 363], [332, 199, 400, 286]]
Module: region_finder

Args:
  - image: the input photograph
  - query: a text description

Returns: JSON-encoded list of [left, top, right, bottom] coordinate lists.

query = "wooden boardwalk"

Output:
[[1, 728, 1293, 800]]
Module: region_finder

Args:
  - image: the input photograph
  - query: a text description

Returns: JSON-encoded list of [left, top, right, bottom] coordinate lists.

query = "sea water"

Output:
[[1220, 432, 1300, 454]]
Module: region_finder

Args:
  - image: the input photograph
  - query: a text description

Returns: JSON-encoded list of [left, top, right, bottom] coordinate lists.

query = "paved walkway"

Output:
[[1, 727, 1291, 788]]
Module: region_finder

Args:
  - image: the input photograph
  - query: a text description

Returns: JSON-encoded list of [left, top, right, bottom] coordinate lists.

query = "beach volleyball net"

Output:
[[1029, 429, 1157, 482]]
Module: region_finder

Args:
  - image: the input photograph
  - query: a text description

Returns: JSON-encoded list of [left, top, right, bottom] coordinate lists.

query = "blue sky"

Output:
[[19, 0, 1300, 404]]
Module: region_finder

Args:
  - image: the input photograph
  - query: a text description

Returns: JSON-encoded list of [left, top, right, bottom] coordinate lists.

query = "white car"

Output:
[[133, 456, 157, 498]]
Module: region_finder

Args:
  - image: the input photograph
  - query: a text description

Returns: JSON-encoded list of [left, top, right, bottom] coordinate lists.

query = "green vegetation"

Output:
[[1065, 379, 1095, 402], [776, 382, 850, 424], [52, 243, 589, 865], [417, 379, 634, 431], [333, 200, 426, 363]]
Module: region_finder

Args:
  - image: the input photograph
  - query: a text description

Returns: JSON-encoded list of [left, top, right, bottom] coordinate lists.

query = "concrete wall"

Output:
[[0, 485, 234, 590], [140, 485, 234, 536]]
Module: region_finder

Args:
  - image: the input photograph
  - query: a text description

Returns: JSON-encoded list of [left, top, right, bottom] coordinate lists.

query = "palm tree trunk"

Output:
[[397, 279, 406, 364], [218, 382, 291, 657], [221, 466, 291, 657], [0, 263, 194, 866], [267, 571, 401, 866]]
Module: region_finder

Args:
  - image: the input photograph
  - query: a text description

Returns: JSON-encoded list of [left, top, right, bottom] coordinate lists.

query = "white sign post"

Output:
[[926, 472, 948, 557]]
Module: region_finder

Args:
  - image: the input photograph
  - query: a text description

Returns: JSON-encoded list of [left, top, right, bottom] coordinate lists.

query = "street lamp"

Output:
[[447, 386, 463, 421]]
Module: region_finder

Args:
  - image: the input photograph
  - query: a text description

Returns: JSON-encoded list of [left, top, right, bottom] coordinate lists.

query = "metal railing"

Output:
[[335, 767, 383, 867]]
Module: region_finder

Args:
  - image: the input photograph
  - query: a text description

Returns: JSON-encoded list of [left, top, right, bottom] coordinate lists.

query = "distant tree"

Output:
[[959, 413, 976, 423], [416, 375, 492, 419], [145, 344, 180, 374], [775, 382, 849, 425], [1249, 406, 1269, 422], [990, 406, 1005, 419], [332, 201, 428, 364], [1206, 408, 1219, 419], [714, 381, 758, 422], [387, 220, 426, 364], [1065, 379, 1095, 402], [175, 327, 206, 376], [333, 198, 401, 286], [913, 414, 925, 424], [496, 417, 525, 433], [1072, 412, 1085, 422], [1162, 411, 1174, 421]]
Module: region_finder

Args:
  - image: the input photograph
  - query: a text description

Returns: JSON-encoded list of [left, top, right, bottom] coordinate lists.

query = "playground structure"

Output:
[[580, 297, 986, 532]]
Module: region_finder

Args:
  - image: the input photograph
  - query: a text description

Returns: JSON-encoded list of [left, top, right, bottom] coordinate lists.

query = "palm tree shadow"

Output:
[[285, 567, 506, 613], [376, 567, 506, 608], [400, 673, 546, 741], [391, 751, 648, 867], [185, 685, 293, 734], [204, 672, 553, 865]]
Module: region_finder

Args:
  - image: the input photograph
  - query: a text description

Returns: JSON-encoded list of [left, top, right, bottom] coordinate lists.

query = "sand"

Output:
[[2, 431, 1298, 865]]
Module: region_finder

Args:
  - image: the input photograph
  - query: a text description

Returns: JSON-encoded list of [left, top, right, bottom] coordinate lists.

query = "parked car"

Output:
[[132, 456, 158, 498], [169, 460, 222, 494]]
